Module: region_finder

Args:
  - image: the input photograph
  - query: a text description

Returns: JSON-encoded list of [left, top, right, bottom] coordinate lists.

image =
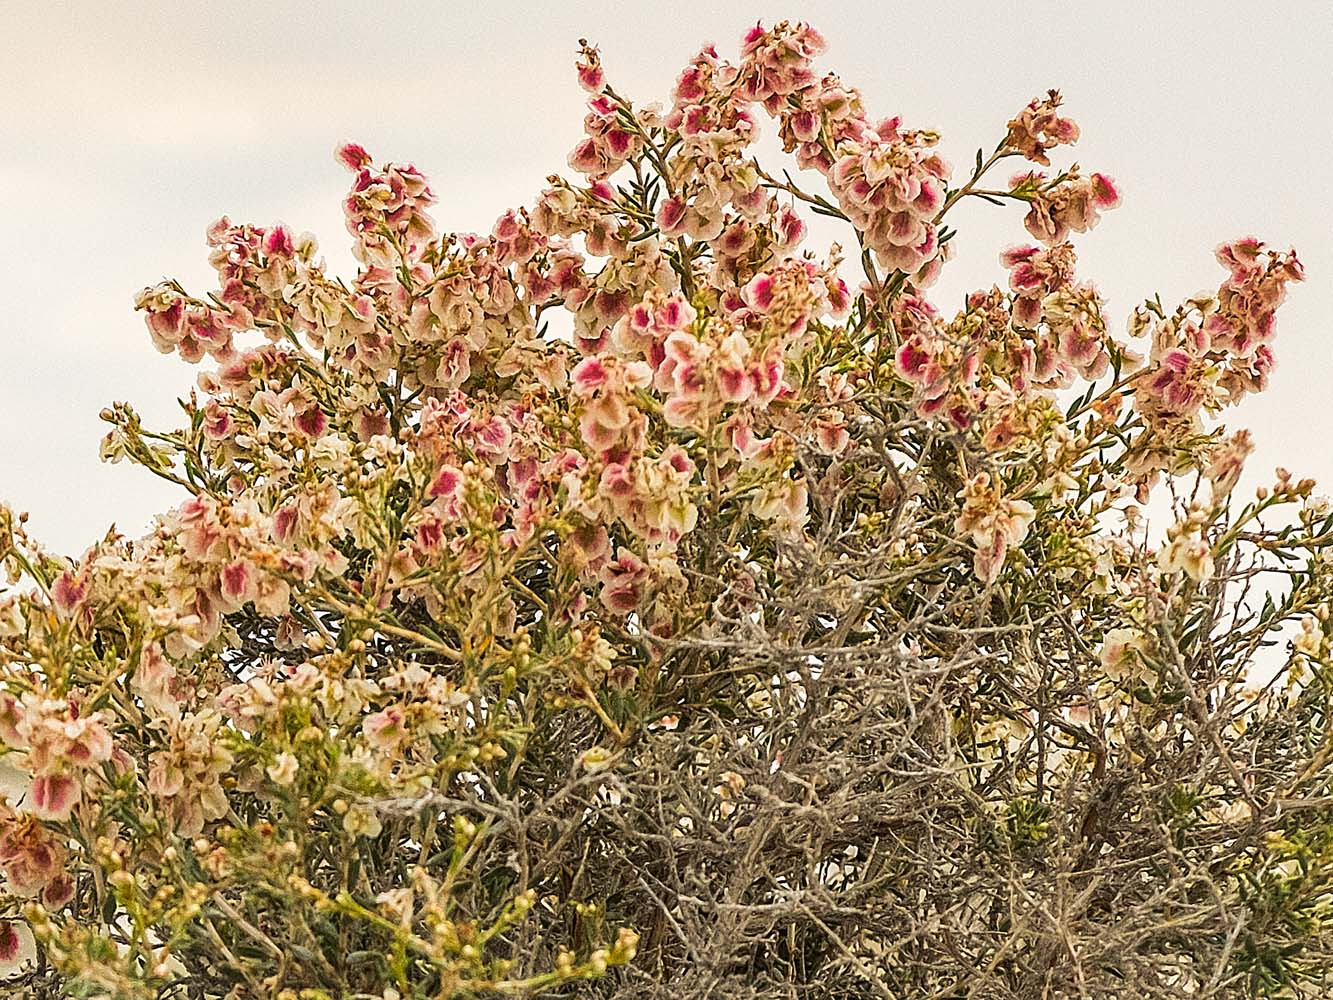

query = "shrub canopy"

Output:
[[0, 19, 1329, 1000]]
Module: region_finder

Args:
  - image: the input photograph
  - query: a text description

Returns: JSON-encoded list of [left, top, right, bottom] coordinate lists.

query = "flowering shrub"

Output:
[[1, 19, 1330, 1000]]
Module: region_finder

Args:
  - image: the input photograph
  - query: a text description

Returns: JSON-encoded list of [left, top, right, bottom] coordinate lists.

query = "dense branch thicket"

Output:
[[1, 20, 1330, 1000]]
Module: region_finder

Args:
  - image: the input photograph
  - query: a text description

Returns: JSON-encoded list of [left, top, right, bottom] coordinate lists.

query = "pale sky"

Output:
[[3, 1, 1332, 556]]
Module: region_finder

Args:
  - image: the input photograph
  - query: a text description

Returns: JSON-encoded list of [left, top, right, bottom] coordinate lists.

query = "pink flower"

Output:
[[0, 806, 69, 898], [51, 568, 88, 616], [220, 560, 257, 607], [336, 142, 372, 171], [895, 337, 932, 384], [1018, 170, 1120, 246], [0, 921, 25, 972], [9, 696, 114, 822], [571, 357, 609, 395], [567, 523, 611, 572], [262, 224, 295, 257], [1005, 91, 1080, 165], [146, 711, 233, 837], [272, 504, 299, 543], [1205, 429, 1253, 501], [429, 466, 463, 500], [135, 642, 184, 719], [0, 695, 22, 746], [357, 409, 391, 441], [716, 365, 753, 403], [1089, 172, 1120, 209], [775, 205, 806, 247], [814, 411, 851, 455], [575, 42, 606, 93], [472, 416, 512, 462], [751, 478, 810, 532], [1057, 317, 1108, 379], [30, 773, 80, 822], [1144, 349, 1211, 416], [743, 273, 776, 312], [363, 706, 406, 750], [955, 474, 1036, 584], [600, 550, 648, 613], [1001, 242, 1077, 328], [735, 21, 826, 103], [599, 463, 635, 501], [41, 873, 75, 909], [1203, 240, 1302, 359], [202, 400, 232, 440], [294, 405, 327, 438], [657, 197, 688, 235]]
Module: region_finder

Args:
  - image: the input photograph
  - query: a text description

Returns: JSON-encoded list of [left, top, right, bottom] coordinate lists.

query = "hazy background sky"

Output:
[[3, 1, 1332, 556]]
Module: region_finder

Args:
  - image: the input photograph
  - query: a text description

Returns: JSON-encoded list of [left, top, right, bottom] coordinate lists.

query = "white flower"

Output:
[[266, 752, 299, 787], [343, 802, 382, 839]]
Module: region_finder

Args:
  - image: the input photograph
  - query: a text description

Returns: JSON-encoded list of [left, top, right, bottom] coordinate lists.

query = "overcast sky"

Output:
[[3, 1, 1332, 556]]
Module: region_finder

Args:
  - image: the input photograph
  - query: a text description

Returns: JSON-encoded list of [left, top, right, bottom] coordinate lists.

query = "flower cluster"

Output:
[[893, 241, 1114, 441], [1127, 239, 1303, 489], [1004, 90, 1080, 165], [0, 802, 73, 908], [338, 143, 438, 266], [1013, 168, 1121, 246], [0, 693, 113, 822], [742, 21, 952, 277], [955, 472, 1037, 583]]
